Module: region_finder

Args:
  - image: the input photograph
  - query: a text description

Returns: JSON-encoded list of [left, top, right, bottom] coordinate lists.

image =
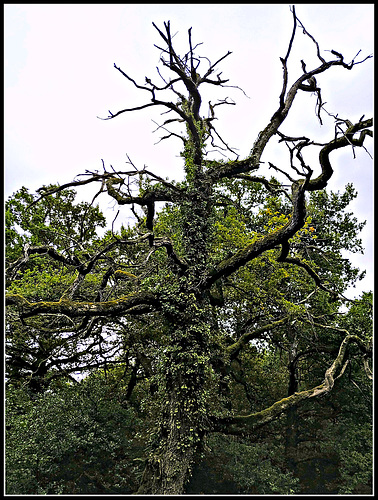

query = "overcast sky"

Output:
[[4, 4, 373, 298]]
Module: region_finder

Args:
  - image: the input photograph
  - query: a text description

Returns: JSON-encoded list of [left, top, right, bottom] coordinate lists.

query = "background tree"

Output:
[[5, 186, 121, 393], [5, 7, 372, 494], [6, 374, 144, 494]]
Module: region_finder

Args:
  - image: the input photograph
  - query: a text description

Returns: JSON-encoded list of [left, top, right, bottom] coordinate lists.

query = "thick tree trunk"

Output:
[[137, 409, 202, 494], [136, 362, 207, 493], [137, 302, 211, 494], [137, 143, 214, 493]]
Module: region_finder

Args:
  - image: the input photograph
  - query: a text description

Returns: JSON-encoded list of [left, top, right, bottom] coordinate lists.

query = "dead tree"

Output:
[[6, 7, 372, 494]]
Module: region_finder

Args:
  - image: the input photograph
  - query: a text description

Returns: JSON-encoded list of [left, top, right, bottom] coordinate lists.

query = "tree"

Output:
[[5, 375, 144, 494], [5, 186, 118, 393], [5, 7, 372, 494]]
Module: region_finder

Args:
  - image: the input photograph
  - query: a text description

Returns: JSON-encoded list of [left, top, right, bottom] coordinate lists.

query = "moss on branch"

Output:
[[6, 291, 160, 318], [213, 333, 371, 435], [226, 316, 288, 358], [205, 180, 306, 285]]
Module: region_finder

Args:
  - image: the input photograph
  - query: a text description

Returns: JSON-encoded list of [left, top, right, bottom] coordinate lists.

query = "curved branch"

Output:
[[277, 241, 337, 297], [235, 174, 292, 201], [204, 114, 372, 288], [308, 118, 373, 191], [152, 21, 202, 120], [206, 157, 258, 181], [98, 101, 159, 121], [104, 177, 176, 206], [226, 316, 288, 358], [6, 244, 81, 281], [278, 4, 298, 109], [206, 74, 371, 187], [29, 171, 145, 208], [204, 178, 307, 287], [211, 333, 371, 435], [153, 237, 188, 273], [363, 356, 373, 380]]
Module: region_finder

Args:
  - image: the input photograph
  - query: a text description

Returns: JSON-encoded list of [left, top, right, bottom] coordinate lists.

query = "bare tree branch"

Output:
[[6, 290, 160, 319], [226, 316, 289, 358], [212, 332, 371, 434]]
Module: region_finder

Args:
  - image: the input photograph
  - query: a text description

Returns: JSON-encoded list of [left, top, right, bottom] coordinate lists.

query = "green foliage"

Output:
[[308, 184, 365, 253], [341, 291, 373, 343], [6, 186, 107, 301], [336, 423, 372, 494], [202, 434, 300, 494], [6, 376, 144, 495], [6, 185, 106, 256]]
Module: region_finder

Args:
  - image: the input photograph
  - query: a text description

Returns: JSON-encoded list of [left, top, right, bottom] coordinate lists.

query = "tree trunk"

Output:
[[137, 297, 211, 494], [137, 407, 202, 494]]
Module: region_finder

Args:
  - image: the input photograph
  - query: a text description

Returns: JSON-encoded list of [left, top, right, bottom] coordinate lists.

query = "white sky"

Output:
[[4, 4, 374, 298]]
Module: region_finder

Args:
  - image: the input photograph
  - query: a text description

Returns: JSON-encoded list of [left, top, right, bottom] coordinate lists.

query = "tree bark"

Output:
[[137, 305, 211, 494]]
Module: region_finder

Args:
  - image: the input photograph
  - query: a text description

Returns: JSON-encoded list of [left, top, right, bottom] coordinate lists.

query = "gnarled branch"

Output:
[[6, 291, 161, 319], [212, 333, 371, 435]]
